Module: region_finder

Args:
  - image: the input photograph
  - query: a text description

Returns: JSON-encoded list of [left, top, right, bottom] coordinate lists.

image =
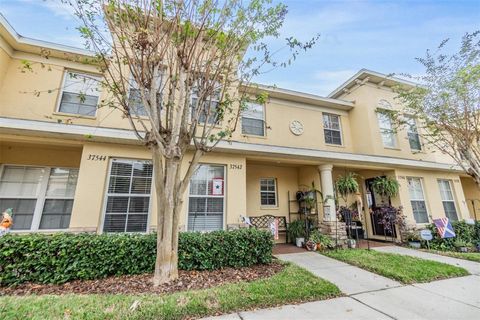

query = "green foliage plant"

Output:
[[335, 172, 359, 199], [372, 176, 400, 198], [287, 219, 306, 243]]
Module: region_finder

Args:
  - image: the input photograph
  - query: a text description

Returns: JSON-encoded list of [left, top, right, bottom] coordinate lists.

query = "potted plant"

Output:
[[347, 238, 357, 248], [476, 241, 480, 253], [317, 234, 334, 251], [288, 219, 306, 247], [309, 229, 322, 249], [406, 231, 421, 248], [305, 240, 317, 251], [372, 176, 400, 201], [454, 239, 470, 253]]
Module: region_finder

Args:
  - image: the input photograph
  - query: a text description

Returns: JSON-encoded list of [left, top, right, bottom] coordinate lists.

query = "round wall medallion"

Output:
[[289, 120, 304, 136]]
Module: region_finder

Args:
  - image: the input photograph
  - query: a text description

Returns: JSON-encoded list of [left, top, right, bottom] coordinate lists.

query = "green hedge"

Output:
[[0, 229, 273, 286], [426, 220, 480, 250]]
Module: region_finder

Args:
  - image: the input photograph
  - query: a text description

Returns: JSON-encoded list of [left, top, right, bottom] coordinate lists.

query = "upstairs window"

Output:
[[191, 85, 220, 125], [58, 71, 100, 116], [438, 180, 458, 221], [407, 177, 429, 223], [242, 102, 265, 136], [406, 116, 421, 151], [260, 178, 277, 206], [323, 113, 342, 145], [128, 74, 163, 117], [377, 111, 397, 148]]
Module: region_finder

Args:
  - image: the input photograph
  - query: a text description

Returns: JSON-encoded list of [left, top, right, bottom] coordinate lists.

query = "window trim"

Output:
[[0, 164, 79, 232], [100, 158, 154, 234], [260, 177, 278, 208], [406, 176, 429, 224], [56, 70, 102, 118], [241, 102, 266, 137], [322, 113, 343, 146], [377, 110, 397, 149], [437, 179, 459, 221], [186, 163, 226, 232]]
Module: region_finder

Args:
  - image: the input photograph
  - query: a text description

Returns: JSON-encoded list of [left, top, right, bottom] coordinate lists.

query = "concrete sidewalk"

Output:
[[372, 246, 480, 275], [204, 251, 480, 320]]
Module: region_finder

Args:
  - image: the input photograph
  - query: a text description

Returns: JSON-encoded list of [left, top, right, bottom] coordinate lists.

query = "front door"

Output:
[[365, 177, 396, 238]]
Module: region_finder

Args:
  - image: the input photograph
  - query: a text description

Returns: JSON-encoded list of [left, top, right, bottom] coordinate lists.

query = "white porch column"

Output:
[[319, 164, 336, 221]]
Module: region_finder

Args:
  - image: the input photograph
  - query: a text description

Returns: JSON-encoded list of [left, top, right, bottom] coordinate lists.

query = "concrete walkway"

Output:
[[373, 246, 480, 275], [204, 251, 480, 320]]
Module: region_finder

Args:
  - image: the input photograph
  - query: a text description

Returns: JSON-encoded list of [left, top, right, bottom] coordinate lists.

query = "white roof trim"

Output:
[[0, 117, 462, 172], [0, 13, 95, 57], [328, 68, 419, 99]]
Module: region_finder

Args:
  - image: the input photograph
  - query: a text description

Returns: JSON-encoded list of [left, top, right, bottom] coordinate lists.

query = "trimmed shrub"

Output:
[[426, 220, 480, 251], [0, 229, 273, 286]]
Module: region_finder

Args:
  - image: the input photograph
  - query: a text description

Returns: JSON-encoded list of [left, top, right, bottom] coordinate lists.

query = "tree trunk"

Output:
[[152, 146, 183, 286]]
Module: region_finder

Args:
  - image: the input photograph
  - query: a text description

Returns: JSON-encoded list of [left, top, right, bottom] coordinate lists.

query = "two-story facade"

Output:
[[1, 14, 479, 241]]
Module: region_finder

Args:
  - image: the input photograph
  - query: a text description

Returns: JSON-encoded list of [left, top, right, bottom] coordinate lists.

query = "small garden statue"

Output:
[[0, 208, 13, 236]]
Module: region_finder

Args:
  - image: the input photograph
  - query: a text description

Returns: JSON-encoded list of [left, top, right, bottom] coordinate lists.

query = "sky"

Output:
[[1, 0, 479, 96]]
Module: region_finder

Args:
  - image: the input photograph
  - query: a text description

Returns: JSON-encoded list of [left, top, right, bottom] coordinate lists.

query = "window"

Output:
[[191, 85, 220, 125], [407, 177, 429, 223], [58, 71, 101, 116], [323, 113, 342, 145], [377, 111, 397, 148], [438, 180, 458, 221], [103, 159, 153, 233], [0, 165, 79, 230], [188, 165, 225, 231], [260, 178, 277, 206], [242, 102, 265, 136], [128, 75, 163, 117], [406, 116, 421, 151]]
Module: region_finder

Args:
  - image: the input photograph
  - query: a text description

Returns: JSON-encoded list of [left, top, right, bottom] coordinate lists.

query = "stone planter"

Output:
[[409, 241, 421, 249], [347, 239, 356, 248], [295, 237, 305, 248], [457, 246, 469, 253]]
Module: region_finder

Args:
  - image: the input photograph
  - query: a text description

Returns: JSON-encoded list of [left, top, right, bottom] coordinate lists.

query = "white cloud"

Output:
[[18, 0, 75, 19]]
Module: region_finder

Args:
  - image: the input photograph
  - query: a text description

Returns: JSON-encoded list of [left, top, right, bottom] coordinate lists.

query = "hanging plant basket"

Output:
[[372, 176, 400, 198], [335, 172, 359, 198]]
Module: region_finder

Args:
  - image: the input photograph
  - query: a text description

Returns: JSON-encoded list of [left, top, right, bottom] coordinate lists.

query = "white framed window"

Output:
[[242, 102, 265, 136], [438, 179, 458, 221], [407, 177, 429, 223], [377, 111, 397, 148], [57, 71, 101, 116], [0, 165, 79, 231], [128, 74, 163, 117], [323, 113, 342, 145], [102, 159, 153, 233], [190, 83, 221, 125], [188, 164, 225, 231], [260, 178, 277, 206], [406, 116, 421, 151]]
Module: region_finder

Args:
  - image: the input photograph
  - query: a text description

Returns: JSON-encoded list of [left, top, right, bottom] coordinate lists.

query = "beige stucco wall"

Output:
[[0, 47, 10, 90], [69, 142, 247, 232], [394, 168, 469, 226], [460, 177, 480, 219]]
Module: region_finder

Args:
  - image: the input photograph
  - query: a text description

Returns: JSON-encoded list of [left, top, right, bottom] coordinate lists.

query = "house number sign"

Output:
[[87, 154, 107, 161], [229, 164, 242, 170]]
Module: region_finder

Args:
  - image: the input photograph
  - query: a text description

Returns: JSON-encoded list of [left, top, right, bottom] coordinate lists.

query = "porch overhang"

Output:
[[0, 117, 463, 173]]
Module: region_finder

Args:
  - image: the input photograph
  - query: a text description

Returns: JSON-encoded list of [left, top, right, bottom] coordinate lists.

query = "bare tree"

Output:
[[393, 32, 480, 186], [52, 0, 318, 285]]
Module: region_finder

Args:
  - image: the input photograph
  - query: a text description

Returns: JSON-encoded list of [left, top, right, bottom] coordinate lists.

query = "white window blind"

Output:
[[407, 177, 429, 223], [377, 112, 397, 148], [242, 102, 265, 136], [0, 165, 79, 231], [438, 180, 458, 221], [188, 165, 225, 231], [58, 71, 100, 116], [191, 83, 221, 125], [323, 113, 342, 145], [260, 178, 277, 206], [406, 117, 421, 151], [103, 159, 153, 233]]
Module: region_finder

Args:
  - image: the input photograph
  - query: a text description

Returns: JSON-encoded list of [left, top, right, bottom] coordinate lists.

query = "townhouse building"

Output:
[[0, 14, 478, 241]]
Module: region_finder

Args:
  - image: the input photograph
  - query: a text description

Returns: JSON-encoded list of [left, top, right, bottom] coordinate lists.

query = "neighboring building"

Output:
[[0, 15, 478, 241]]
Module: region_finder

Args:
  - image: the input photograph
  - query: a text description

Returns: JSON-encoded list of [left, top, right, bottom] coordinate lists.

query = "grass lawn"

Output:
[[323, 249, 469, 284], [0, 264, 341, 320], [422, 250, 480, 262]]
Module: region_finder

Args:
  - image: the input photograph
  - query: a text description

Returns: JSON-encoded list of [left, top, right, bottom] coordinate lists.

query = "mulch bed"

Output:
[[1, 261, 284, 296]]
